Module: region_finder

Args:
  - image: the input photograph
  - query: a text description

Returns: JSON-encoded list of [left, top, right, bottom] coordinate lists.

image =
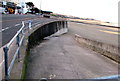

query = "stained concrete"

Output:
[[26, 33, 118, 79]]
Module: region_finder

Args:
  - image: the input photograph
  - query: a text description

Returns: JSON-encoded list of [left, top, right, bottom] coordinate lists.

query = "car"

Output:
[[43, 14, 50, 18]]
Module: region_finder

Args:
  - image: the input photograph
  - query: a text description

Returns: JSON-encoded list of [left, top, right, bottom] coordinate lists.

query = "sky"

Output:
[[26, 0, 119, 23]]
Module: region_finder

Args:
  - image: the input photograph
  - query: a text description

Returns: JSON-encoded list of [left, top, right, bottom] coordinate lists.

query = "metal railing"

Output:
[[39, 75, 120, 81], [3, 20, 32, 80], [2, 19, 61, 80], [95, 74, 120, 81]]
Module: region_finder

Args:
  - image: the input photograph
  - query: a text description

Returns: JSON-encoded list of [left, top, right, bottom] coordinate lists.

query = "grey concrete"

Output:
[[26, 33, 118, 79], [75, 34, 119, 63], [28, 21, 67, 48], [68, 22, 118, 47], [69, 22, 119, 63]]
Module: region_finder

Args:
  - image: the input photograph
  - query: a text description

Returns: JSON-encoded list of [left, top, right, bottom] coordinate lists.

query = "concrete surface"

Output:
[[68, 21, 119, 63], [68, 22, 118, 47], [26, 33, 118, 79], [28, 21, 67, 48], [74, 34, 119, 63]]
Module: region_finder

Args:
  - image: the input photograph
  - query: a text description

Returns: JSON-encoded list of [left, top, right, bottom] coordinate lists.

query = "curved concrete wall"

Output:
[[28, 21, 68, 48], [3, 20, 68, 79]]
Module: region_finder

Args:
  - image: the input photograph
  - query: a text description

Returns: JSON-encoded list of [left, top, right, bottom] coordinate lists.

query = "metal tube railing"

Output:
[[3, 20, 32, 81], [39, 75, 120, 81], [94, 75, 120, 79], [3, 47, 9, 80], [6, 21, 25, 48]]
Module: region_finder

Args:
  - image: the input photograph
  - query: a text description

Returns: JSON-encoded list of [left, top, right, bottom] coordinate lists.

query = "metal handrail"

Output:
[[3, 20, 32, 80], [3, 19, 60, 80], [94, 74, 120, 80], [6, 21, 25, 48], [39, 75, 120, 81]]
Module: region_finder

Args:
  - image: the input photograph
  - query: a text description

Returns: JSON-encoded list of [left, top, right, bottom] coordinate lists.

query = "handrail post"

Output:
[[3, 47, 9, 81], [22, 29, 25, 35], [16, 34, 20, 62], [21, 29, 25, 46], [29, 20, 32, 29], [22, 21, 24, 27], [28, 20, 32, 33]]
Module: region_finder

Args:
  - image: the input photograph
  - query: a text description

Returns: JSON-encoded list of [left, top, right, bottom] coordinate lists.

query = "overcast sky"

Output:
[[26, 0, 119, 23]]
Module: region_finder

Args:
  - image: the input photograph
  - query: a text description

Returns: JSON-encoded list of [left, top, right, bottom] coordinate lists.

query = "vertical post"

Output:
[[29, 20, 32, 29], [22, 29, 25, 35], [56, 22, 58, 32], [21, 29, 25, 46], [66, 21, 68, 28], [3, 47, 9, 81], [16, 34, 20, 62], [22, 21, 25, 27], [66, 21, 68, 32], [28, 20, 32, 33]]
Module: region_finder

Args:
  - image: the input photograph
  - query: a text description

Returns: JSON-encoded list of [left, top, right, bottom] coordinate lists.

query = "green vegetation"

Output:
[[21, 44, 30, 81]]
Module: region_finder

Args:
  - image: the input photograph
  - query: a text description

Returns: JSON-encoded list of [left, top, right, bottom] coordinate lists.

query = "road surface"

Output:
[[26, 22, 118, 79], [68, 22, 119, 47], [1, 14, 57, 47]]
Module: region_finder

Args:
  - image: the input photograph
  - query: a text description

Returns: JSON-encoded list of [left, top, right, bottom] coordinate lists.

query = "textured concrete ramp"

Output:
[[26, 34, 118, 79]]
